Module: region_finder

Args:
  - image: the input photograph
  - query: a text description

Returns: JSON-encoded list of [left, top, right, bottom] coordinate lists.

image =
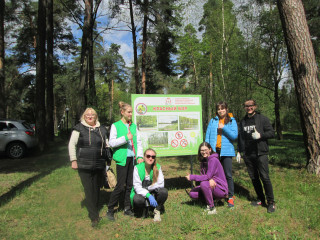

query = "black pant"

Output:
[[244, 154, 274, 203], [108, 157, 134, 210], [78, 168, 104, 221], [133, 188, 168, 211], [220, 156, 234, 198]]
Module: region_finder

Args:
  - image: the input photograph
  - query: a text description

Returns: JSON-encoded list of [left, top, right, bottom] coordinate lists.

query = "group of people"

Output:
[[68, 99, 276, 227], [68, 102, 168, 227]]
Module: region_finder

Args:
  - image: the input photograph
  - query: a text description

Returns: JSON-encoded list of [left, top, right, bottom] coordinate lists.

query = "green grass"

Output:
[[0, 133, 319, 239]]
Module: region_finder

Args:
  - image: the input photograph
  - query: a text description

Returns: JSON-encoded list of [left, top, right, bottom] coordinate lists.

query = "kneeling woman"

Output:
[[130, 149, 168, 222], [186, 142, 228, 214]]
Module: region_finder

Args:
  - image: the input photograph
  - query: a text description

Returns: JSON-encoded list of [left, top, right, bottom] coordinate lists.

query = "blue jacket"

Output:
[[205, 116, 238, 157]]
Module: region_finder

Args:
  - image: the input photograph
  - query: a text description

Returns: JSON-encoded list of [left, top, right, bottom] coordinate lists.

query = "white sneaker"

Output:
[[153, 209, 161, 222], [204, 205, 211, 212], [207, 207, 217, 215]]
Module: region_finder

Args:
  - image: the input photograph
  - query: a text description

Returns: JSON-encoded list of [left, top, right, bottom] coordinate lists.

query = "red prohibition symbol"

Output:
[[175, 131, 183, 139], [171, 139, 179, 148], [180, 139, 188, 147]]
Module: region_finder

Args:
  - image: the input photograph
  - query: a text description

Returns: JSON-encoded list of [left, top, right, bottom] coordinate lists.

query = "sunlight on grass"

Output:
[[0, 133, 319, 239]]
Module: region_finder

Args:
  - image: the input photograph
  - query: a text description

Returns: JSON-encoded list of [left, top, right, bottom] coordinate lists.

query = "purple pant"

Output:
[[189, 181, 227, 207]]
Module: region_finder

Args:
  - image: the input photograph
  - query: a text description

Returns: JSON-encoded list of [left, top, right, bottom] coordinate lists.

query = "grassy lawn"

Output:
[[0, 133, 319, 239]]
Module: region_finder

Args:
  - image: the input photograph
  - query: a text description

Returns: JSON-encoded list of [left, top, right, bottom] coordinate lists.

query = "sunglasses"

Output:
[[146, 155, 156, 159], [244, 104, 255, 108]]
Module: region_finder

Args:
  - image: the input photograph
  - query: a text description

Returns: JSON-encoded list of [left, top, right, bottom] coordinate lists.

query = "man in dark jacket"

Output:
[[237, 99, 276, 213]]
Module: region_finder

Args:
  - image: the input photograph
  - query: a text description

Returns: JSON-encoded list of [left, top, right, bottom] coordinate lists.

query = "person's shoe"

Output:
[[91, 217, 101, 227], [227, 197, 234, 208], [267, 202, 276, 213], [203, 205, 211, 212], [106, 210, 115, 221], [251, 200, 267, 207], [153, 209, 161, 222], [207, 207, 217, 215], [124, 208, 134, 217]]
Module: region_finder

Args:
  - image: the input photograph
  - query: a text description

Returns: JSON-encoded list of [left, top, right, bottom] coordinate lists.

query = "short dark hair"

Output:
[[244, 99, 257, 106]]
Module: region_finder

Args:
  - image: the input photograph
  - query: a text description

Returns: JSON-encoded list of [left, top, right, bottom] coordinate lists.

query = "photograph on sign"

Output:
[[132, 94, 203, 157], [158, 115, 178, 131], [136, 115, 157, 131]]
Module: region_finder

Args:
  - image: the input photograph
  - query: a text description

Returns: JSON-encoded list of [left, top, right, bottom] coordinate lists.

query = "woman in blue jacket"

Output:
[[205, 101, 238, 207]]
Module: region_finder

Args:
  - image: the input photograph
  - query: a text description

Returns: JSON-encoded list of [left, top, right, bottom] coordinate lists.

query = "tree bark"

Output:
[[274, 78, 283, 140], [78, 0, 93, 118], [209, 52, 214, 122], [46, 0, 54, 141], [109, 79, 114, 122], [36, 0, 47, 151], [0, 0, 5, 118], [129, 0, 139, 94], [88, 10, 96, 107], [141, 0, 148, 94], [220, 0, 226, 99], [277, 0, 320, 175]]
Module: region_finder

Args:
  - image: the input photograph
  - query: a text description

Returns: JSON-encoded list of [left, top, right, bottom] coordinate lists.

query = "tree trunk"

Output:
[[109, 79, 114, 123], [129, 0, 139, 94], [36, 0, 47, 151], [46, 0, 54, 141], [141, 0, 148, 94], [274, 79, 283, 140], [78, 0, 93, 118], [220, 0, 226, 98], [0, 0, 5, 118], [277, 0, 320, 175], [88, 4, 96, 107], [209, 52, 214, 121]]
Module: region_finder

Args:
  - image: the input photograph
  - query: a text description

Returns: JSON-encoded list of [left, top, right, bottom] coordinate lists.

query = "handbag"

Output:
[[104, 147, 113, 165], [105, 168, 117, 189]]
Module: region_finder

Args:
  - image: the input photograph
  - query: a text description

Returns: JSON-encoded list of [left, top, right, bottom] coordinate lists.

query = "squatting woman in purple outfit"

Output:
[[186, 142, 228, 214]]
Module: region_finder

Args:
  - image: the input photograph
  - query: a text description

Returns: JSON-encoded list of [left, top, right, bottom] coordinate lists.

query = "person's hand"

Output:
[[148, 195, 158, 207], [71, 160, 78, 170], [251, 126, 261, 140], [185, 174, 191, 181], [209, 179, 216, 189], [127, 132, 133, 140], [236, 152, 241, 163], [137, 158, 144, 164], [218, 122, 224, 129]]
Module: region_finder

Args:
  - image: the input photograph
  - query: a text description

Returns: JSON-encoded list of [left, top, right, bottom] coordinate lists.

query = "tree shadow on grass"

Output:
[[80, 189, 113, 215], [269, 132, 307, 169], [165, 176, 192, 190], [0, 138, 69, 207], [0, 169, 55, 207]]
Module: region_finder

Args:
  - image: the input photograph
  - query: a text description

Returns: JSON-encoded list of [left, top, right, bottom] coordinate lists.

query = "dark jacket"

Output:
[[238, 112, 274, 156], [74, 123, 108, 169]]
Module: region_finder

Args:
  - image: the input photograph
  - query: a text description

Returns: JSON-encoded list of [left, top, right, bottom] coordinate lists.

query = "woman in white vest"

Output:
[[131, 148, 168, 222], [106, 101, 143, 221]]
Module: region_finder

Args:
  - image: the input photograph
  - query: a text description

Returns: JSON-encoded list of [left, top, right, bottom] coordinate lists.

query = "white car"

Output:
[[0, 120, 38, 158]]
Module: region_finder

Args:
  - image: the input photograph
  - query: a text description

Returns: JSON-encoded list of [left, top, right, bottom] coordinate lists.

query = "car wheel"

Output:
[[6, 142, 26, 159]]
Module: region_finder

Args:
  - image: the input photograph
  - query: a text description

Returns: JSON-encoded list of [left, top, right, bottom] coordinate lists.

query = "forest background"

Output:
[[0, 0, 319, 174]]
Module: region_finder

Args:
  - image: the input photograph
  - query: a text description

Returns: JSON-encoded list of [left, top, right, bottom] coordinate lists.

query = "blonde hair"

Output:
[[119, 101, 132, 115], [80, 107, 98, 122], [144, 148, 159, 184]]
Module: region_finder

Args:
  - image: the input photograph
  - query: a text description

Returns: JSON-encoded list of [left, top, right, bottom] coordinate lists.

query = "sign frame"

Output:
[[131, 94, 203, 157]]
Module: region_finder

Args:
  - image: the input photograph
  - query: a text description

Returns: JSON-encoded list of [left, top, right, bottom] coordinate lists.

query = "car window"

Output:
[[0, 122, 7, 131], [8, 123, 18, 130], [22, 122, 33, 130]]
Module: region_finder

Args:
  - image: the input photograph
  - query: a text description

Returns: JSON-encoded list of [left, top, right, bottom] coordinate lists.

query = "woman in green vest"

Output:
[[106, 101, 143, 221], [130, 148, 168, 222]]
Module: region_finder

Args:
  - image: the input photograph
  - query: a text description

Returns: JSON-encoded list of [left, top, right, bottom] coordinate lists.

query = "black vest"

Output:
[[74, 123, 108, 170]]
